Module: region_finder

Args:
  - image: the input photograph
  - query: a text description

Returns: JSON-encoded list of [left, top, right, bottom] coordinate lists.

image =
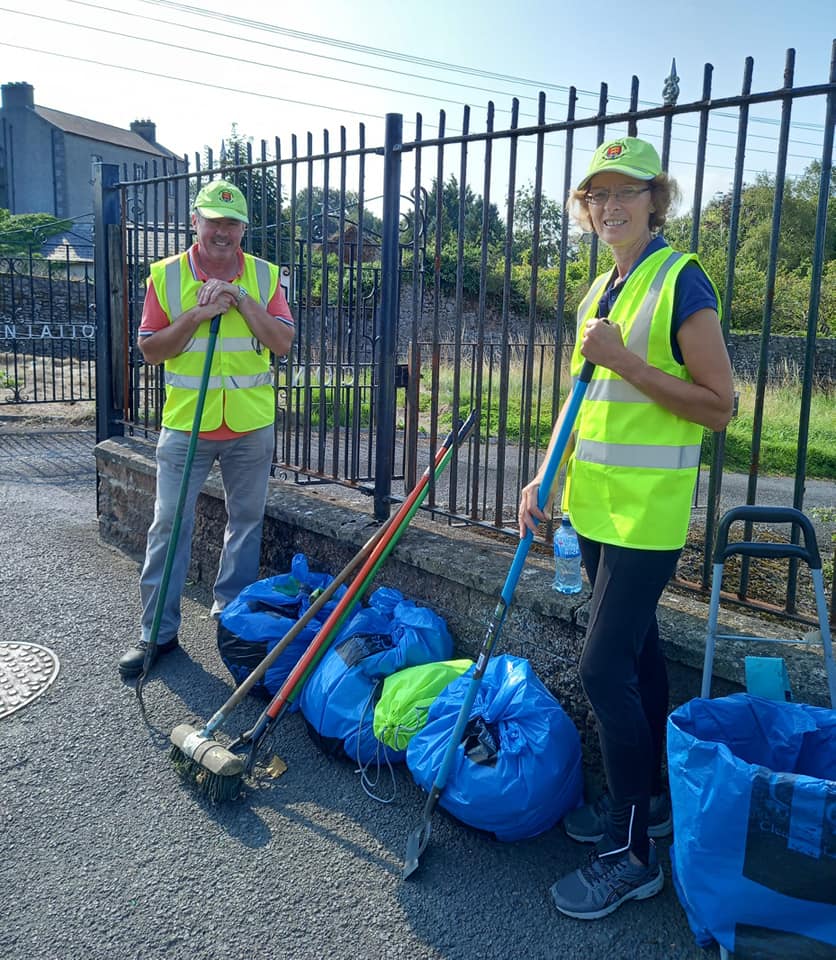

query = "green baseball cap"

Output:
[[193, 179, 249, 224], [577, 137, 662, 190]]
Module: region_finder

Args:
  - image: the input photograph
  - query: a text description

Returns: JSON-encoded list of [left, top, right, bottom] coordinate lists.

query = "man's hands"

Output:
[[196, 278, 240, 316], [138, 281, 240, 365]]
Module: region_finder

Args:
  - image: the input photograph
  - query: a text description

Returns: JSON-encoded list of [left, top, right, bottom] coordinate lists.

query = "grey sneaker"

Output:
[[550, 840, 664, 920], [563, 791, 672, 843]]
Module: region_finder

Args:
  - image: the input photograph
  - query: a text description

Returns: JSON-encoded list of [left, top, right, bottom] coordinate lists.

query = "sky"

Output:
[[1, 0, 834, 216]]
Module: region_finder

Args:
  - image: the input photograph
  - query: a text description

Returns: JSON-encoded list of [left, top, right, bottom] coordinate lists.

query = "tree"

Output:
[[663, 160, 836, 334], [512, 182, 563, 267], [292, 186, 382, 248], [423, 175, 504, 248], [0, 210, 72, 256]]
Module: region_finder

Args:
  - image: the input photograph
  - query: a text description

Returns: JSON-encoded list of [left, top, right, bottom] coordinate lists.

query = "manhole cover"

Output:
[[0, 641, 60, 720]]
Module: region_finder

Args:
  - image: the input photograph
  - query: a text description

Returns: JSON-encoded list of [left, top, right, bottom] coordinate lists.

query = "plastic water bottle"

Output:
[[553, 514, 582, 594]]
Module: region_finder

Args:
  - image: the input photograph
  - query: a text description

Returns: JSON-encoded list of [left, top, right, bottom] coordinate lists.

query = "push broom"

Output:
[[170, 410, 477, 801], [402, 360, 596, 879], [168, 512, 398, 786]]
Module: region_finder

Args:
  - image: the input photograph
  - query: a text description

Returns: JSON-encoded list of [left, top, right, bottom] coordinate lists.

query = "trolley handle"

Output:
[[713, 505, 822, 570]]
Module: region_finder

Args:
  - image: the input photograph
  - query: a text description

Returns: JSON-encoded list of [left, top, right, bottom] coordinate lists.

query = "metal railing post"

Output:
[[373, 113, 403, 521], [93, 161, 122, 443]]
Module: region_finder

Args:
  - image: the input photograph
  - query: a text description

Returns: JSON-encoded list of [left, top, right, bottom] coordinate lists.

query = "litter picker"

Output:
[[170, 410, 477, 800], [402, 360, 595, 879]]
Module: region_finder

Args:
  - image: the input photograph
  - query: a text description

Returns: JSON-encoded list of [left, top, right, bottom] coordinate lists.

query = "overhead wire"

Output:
[[0, 41, 384, 123], [0, 37, 823, 186], [133, 0, 585, 96], [51, 0, 830, 146], [56, 0, 547, 115], [130, 0, 831, 135], [0, 10, 508, 117], [1, 0, 828, 178]]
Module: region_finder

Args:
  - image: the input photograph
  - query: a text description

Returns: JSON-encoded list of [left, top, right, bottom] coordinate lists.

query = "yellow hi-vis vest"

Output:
[[150, 251, 279, 433], [564, 247, 719, 550]]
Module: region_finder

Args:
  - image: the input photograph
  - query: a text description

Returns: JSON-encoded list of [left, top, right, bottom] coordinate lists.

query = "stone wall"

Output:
[[725, 333, 836, 383], [94, 436, 833, 779]]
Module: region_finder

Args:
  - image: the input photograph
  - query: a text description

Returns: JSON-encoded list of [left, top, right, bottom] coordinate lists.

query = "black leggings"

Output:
[[577, 535, 680, 861]]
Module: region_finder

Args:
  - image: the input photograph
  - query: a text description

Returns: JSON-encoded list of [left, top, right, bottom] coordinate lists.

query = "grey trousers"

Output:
[[139, 424, 274, 644]]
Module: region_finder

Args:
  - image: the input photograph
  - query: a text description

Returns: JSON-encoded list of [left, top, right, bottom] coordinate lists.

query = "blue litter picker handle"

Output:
[[501, 358, 595, 606]]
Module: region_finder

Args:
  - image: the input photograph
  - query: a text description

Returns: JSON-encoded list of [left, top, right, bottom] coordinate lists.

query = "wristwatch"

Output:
[[237, 285, 248, 302]]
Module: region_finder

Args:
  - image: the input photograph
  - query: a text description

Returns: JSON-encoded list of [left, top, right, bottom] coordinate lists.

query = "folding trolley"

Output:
[[701, 504, 836, 707]]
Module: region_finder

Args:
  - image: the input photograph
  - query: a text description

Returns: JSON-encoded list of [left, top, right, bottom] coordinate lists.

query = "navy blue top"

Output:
[[596, 236, 718, 364]]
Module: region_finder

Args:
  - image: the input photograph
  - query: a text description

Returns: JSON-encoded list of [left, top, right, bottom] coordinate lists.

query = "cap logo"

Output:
[[605, 144, 624, 160], [220, 190, 233, 203]]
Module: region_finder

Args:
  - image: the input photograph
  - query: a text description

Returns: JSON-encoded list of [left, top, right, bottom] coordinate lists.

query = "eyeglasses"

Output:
[[584, 186, 651, 206]]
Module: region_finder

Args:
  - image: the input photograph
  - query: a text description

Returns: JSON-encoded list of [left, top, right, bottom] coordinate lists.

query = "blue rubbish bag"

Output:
[[406, 654, 583, 842], [299, 586, 453, 766], [217, 554, 345, 701], [667, 694, 836, 956]]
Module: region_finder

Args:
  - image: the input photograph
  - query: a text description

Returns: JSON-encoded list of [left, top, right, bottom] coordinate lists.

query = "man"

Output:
[[119, 179, 295, 679]]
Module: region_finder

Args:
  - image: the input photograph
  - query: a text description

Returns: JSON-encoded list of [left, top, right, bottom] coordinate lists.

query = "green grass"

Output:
[[723, 378, 836, 479], [418, 348, 562, 443]]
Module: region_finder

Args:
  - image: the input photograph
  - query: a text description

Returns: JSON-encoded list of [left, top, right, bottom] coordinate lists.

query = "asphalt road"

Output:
[[0, 424, 730, 960]]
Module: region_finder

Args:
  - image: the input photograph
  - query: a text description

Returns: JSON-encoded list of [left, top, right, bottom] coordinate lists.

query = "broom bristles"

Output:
[[169, 742, 243, 802]]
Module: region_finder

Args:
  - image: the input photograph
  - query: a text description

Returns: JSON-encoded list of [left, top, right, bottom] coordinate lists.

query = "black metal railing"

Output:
[[93, 44, 835, 626], [0, 249, 96, 403]]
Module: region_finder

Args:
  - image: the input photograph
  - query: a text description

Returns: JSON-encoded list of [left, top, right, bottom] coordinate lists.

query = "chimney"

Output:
[[130, 119, 157, 144], [2, 82, 35, 110]]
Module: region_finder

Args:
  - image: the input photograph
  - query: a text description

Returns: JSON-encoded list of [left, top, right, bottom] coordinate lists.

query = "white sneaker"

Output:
[[210, 600, 227, 620]]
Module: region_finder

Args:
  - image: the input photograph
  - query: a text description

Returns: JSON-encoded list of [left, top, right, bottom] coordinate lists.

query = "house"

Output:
[[318, 222, 380, 264], [0, 82, 186, 235]]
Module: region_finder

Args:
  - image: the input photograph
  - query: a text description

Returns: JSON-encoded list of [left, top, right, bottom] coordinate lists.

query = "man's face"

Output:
[[192, 213, 246, 255]]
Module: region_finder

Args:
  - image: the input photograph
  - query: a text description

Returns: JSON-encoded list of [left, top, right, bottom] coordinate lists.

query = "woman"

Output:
[[518, 137, 734, 920]]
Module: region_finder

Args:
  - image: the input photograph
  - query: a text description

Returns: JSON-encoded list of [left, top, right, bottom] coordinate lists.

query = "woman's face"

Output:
[[585, 173, 655, 253]]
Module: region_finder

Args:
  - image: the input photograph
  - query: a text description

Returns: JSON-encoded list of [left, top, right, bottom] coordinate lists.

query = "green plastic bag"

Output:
[[373, 659, 473, 751]]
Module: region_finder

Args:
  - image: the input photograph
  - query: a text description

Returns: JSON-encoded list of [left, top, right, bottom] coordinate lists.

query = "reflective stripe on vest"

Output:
[[582, 255, 684, 407], [575, 273, 610, 324], [163, 371, 274, 390], [574, 252, 683, 387], [574, 251, 700, 474], [574, 438, 701, 470], [175, 336, 264, 355]]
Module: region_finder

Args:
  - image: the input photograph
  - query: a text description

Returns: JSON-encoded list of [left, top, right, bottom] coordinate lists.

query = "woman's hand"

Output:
[[581, 316, 624, 369], [518, 478, 550, 539]]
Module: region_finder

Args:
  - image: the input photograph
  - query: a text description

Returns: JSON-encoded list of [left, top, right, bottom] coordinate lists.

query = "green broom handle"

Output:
[[144, 314, 221, 660]]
